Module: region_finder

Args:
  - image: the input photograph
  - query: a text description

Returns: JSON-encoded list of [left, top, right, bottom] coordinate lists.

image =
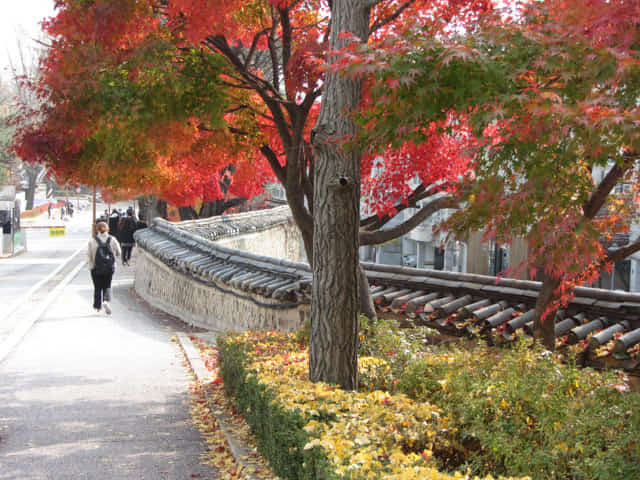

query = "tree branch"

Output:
[[243, 27, 272, 71], [370, 1, 415, 34], [204, 35, 283, 101], [279, 7, 292, 94], [260, 144, 286, 184], [360, 184, 427, 230], [360, 182, 462, 231], [359, 194, 460, 246], [606, 238, 640, 264], [583, 153, 637, 219]]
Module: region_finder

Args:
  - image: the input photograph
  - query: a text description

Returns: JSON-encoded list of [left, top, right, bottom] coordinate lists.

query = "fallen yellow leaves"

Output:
[[174, 335, 280, 480]]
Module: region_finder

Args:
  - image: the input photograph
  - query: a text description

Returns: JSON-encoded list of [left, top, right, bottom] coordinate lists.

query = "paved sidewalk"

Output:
[[0, 256, 218, 479]]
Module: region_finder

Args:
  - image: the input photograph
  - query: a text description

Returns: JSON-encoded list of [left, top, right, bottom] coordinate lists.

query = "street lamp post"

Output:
[[92, 185, 97, 235]]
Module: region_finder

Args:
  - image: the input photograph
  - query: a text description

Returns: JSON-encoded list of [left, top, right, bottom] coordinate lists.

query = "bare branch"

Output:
[[243, 27, 272, 71], [606, 238, 640, 264], [260, 144, 286, 183], [279, 7, 292, 90], [204, 35, 283, 101], [204, 35, 294, 147], [360, 182, 462, 231]]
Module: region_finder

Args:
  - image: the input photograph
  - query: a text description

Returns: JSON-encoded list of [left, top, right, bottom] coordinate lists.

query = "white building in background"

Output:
[[590, 162, 640, 292], [268, 158, 640, 292], [359, 204, 469, 273]]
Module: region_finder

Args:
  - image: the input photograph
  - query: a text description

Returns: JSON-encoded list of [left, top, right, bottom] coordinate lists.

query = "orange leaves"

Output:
[[545, 0, 640, 51], [167, 0, 236, 44], [46, 0, 159, 53]]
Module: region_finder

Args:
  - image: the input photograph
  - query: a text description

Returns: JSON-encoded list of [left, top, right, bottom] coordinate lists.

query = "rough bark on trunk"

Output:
[[137, 195, 167, 224], [309, 0, 369, 390], [532, 271, 561, 351]]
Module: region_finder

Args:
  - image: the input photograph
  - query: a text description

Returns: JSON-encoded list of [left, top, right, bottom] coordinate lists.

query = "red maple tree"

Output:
[[350, 0, 640, 349], [13, 0, 494, 386]]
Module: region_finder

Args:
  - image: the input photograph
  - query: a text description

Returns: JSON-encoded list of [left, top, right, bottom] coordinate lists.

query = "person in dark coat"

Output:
[[118, 207, 138, 266], [108, 209, 120, 241]]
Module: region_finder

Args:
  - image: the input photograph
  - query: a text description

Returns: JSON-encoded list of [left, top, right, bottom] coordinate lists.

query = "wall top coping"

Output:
[[169, 205, 293, 242], [140, 206, 640, 308]]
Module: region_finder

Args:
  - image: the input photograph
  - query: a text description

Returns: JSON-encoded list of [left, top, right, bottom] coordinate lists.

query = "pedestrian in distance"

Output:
[[108, 209, 120, 242], [47, 203, 52, 219], [87, 221, 121, 314], [118, 207, 138, 266]]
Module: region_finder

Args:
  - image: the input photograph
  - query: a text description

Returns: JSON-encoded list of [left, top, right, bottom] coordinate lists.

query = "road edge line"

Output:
[[0, 259, 86, 363], [0, 244, 85, 325]]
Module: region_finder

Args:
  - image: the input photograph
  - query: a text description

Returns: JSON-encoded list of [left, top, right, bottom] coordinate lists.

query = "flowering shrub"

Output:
[[218, 330, 527, 480]]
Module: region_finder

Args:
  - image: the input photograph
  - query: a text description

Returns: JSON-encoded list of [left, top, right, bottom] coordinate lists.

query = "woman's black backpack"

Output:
[[94, 236, 115, 275]]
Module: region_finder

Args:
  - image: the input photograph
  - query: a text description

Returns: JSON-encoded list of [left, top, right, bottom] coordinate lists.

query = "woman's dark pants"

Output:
[[91, 270, 113, 309]]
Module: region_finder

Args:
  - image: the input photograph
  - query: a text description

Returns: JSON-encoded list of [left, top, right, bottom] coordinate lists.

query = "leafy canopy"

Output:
[[351, 0, 640, 300]]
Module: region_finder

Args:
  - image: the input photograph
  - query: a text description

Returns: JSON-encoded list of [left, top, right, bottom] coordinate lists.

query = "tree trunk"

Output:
[[25, 182, 36, 211], [532, 271, 561, 351], [359, 264, 376, 319], [309, 0, 370, 390], [178, 206, 198, 221], [199, 200, 220, 218], [199, 197, 247, 218], [137, 195, 168, 224]]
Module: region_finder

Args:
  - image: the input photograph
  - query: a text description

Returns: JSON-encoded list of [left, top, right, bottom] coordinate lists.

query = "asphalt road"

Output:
[[0, 206, 92, 307], [0, 205, 216, 479]]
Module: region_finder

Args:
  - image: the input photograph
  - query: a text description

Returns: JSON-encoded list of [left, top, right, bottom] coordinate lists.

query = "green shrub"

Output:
[[394, 340, 640, 480], [358, 316, 434, 391]]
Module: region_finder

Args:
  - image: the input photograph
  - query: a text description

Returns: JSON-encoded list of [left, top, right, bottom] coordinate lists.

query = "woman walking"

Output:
[[88, 221, 121, 314]]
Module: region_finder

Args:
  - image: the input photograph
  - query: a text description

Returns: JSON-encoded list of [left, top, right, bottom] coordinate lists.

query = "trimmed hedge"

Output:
[[218, 333, 338, 480]]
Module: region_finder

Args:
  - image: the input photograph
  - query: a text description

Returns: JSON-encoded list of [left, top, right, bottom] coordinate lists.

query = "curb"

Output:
[[175, 332, 262, 480]]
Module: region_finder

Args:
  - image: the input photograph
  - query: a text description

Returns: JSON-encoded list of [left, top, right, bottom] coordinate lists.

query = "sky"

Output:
[[0, 0, 56, 81]]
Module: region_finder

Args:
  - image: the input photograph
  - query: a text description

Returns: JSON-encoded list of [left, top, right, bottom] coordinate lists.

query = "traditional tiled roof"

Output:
[[362, 263, 640, 373], [135, 208, 640, 374], [135, 209, 312, 305], [173, 205, 293, 242]]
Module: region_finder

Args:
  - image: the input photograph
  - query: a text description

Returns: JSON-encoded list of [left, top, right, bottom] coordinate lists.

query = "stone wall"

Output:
[[135, 250, 308, 332], [134, 206, 311, 333]]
